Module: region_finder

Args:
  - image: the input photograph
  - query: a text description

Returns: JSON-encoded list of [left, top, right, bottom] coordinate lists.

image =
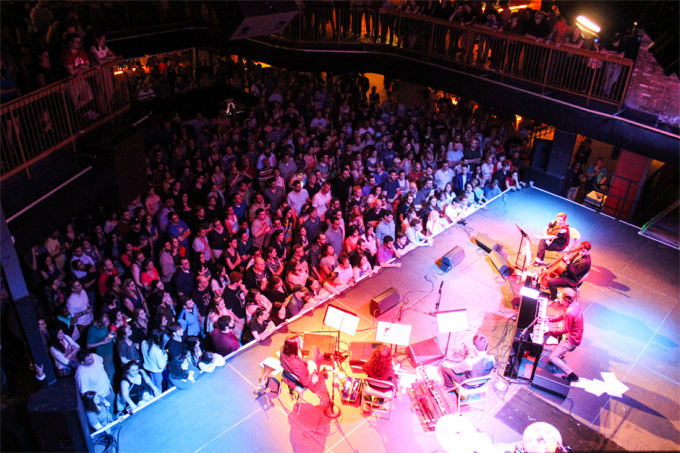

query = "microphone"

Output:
[[439, 281, 444, 294]]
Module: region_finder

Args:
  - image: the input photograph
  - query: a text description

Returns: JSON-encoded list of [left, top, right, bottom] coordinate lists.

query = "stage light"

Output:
[[577, 16, 601, 34]]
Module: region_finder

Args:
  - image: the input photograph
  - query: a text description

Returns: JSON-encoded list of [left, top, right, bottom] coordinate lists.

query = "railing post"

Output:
[[585, 60, 598, 108], [541, 46, 554, 94], [8, 109, 30, 179]]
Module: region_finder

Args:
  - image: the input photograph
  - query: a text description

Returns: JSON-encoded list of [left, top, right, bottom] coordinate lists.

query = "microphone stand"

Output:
[[324, 329, 342, 419], [428, 281, 444, 317]]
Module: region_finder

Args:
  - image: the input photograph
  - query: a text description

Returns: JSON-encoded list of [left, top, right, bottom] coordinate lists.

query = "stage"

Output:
[[109, 188, 680, 453]]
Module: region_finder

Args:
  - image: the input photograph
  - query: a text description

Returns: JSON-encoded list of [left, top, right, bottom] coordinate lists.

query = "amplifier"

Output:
[[474, 233, 499, 253], [302, 333, 337, 358], [370, 287, 401, 317], [407, 338, 444, 366], [532, 365, 571, 398], [349, 342, 383, 370]]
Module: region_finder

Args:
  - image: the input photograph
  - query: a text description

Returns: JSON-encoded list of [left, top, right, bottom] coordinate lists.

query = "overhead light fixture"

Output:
[[577, 16, 601, 34]]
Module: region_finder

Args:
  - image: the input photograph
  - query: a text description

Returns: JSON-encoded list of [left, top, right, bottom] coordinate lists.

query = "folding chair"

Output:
[[361, 377, 396, 420]]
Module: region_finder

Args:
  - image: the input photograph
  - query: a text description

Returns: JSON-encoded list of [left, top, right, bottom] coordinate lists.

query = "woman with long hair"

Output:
[[141, 329, 168, 391], [363, 344, 397, 382], [129, 308, 148, 346], [222, 236, 242, 273], [279, 335, 329, 402], [352, 253, 374, 282], [118, 360, 159, 413], [82, 391, 114, 432], [285, 258, 309, 288], [121, 278, 147, 316], [116, 324, 141, 366], [206, 297, 230, 333], [49, 328, 80, 376]]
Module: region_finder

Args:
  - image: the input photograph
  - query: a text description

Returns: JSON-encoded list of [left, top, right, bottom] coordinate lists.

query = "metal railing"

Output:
[[276, 7, 633, 108], [1, 58, 130, 180], [46, 1, 194, 37]]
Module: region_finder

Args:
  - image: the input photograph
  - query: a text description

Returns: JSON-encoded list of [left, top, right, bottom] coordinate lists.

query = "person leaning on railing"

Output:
[[61, 33, 98, 121]]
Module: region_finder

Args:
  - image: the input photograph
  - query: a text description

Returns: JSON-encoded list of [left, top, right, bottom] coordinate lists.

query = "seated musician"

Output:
[[441, 334, 495, 388], [534, 212, 570, 266], [547, 241, 591, 302], [539, 288, 583, 383], [279, 335, 330, 404], [363, 344, 397, 383]]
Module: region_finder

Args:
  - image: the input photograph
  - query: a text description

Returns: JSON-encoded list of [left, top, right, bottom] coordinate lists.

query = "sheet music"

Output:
[[375, 321, 412, 346]]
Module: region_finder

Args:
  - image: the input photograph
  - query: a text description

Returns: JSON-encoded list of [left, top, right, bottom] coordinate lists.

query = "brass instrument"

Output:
[[254, 362, 278, 398]]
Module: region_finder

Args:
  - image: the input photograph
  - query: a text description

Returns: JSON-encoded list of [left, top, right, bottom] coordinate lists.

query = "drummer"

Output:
[[441, 334, 495, 388]]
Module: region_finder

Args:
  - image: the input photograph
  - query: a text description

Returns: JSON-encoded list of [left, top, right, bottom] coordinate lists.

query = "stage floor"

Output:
[[113, 188, 680, 453]]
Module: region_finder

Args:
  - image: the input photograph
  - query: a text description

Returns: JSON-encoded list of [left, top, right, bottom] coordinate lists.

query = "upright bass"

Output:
[[539, 244, 584, 290]]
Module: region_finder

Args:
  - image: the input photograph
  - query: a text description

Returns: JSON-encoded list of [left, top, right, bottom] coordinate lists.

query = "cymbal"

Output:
[[522, 422, 562, 453], [436, 414, 493, 453]]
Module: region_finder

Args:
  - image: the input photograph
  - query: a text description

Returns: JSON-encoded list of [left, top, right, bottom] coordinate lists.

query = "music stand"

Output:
[[515, 223, 533, 277], [435, 309, 469, 362], [375, 321, 412, 357], [322, 305, 360, 418]]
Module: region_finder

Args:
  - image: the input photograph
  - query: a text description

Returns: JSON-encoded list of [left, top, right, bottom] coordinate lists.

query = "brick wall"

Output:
[[624, 32, 680, 124]]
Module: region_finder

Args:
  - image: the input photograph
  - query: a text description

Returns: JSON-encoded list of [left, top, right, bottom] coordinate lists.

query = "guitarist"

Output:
[[547, 241, 591, 301], [534, 212, 570, 266]]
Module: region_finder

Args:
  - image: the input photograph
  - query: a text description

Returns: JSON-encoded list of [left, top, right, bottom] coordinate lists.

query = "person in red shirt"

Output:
[[61, 34, 98, 120], [542, 288, 583, 383], [97, 258, 118, 298], [209, 316, 240, 356]]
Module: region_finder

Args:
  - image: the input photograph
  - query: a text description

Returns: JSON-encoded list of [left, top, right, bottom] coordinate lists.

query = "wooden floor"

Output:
[[111, 188, 680, 453]]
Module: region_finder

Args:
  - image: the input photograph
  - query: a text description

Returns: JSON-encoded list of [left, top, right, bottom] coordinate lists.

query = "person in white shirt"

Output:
[[405, 219, 433, 247], [336, 254, 355, 286], [434, 162, 455, 190], [312, 182, 333, 220], [75, 351, 114, 414], [286, 180, 309, 215], [67, 280, 93, 331]]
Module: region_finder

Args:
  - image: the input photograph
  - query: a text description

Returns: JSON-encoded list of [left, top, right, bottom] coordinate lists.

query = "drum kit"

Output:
[[435, 416, 565, 453]]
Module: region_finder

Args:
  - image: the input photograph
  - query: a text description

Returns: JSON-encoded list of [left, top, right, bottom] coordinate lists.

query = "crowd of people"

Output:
[[22, 61, 535, 430]]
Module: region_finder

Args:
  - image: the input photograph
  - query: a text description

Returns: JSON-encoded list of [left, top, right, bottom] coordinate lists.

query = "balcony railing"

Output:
[[1, 58, 130, 180], [274, 7, 633, 108]]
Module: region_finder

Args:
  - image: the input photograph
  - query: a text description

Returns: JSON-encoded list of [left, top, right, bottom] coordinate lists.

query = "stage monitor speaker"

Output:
[[407, 337, 444, 366], [436, 246, 465, 273], [28, 377, 94, 452], [532, 365, 571, 399], [230, 1, 299, 40], [81, 125, 147, 209], [349, 342, 383, 370], [490, 250, 512, 277], [501, 280, 520, 308], [370, 287, 400, 317], [302, 333, 337, 357], [474, 233, 499, 254]]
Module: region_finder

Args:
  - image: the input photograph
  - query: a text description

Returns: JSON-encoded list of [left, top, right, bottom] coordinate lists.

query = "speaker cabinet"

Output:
[[532, 138, 553, 171], [407, 338, 444, 366], [369, 287, 400, 317], [436, 246, 465, 273], [474, 234, 499, 254], [490, 250, 512, 277], [28, 377, 94, 452], [532, 365, 571, 398], [81, 125, 147, 209], [546, 130, 577, 176]]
